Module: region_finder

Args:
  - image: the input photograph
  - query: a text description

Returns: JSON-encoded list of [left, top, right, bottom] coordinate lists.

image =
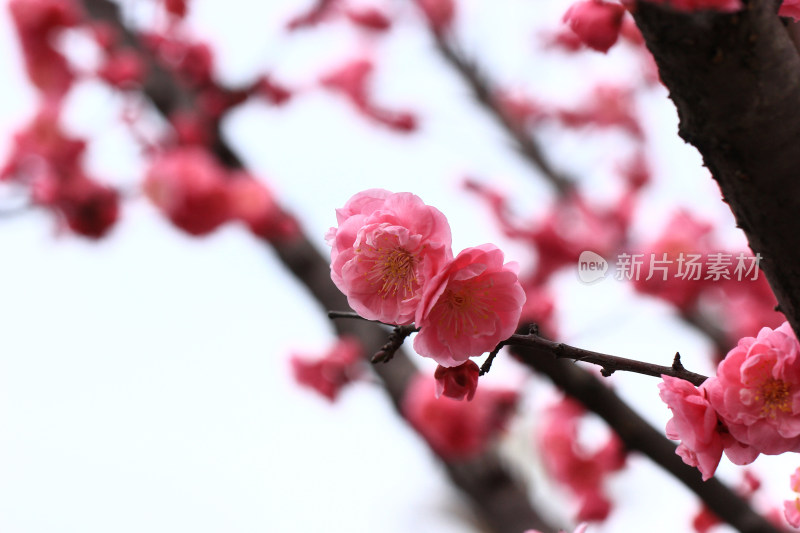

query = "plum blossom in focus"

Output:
[[328, 189, 452, 325], [414, 244, 525, 367], [434, 360, 480, 401], [659, 376, 727, 480], [706, 322, 800, 457]]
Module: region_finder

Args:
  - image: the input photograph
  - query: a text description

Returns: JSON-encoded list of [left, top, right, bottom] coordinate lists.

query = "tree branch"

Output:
[[631, 0, 800, 341], [329, 311, 710, 385]]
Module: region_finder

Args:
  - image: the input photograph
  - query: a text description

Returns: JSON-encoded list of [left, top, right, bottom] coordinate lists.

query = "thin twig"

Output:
[[329, 311, 710, 385]]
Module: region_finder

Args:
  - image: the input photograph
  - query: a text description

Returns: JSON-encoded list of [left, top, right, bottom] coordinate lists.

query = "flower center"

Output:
[[365, 246, 417, 298], [437, 284, 492, 337], [756, 378, 791, 418]]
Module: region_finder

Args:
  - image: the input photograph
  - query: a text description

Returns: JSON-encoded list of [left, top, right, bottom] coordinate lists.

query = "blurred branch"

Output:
[[429, 34, 575, 194], [77, 1, 557, 531]]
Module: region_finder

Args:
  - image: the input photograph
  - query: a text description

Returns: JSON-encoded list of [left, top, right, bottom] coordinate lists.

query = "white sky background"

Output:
[[0, 0, 797, 532]]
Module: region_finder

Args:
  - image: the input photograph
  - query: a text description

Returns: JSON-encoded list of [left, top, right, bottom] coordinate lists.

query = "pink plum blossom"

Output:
[[706, 322, 800, 456], [328, 189, 452, 325], [402, 374, 518, 460], [144, 147, 231, 236], [413, 244, 525, 367], [659, 376, 725, 480], [290, 337, 363, 402], [434, 360, 480, 401], [632, 210, 715, 312], [538, 398, 626, 522], [780, 0, 800, 19], [562, 0, 625, 54]]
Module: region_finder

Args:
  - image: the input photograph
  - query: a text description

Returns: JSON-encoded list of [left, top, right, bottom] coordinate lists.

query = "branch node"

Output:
[[601, 367, 615, 377], [672, 352, 685, 372], [371, 325, 415, 364]]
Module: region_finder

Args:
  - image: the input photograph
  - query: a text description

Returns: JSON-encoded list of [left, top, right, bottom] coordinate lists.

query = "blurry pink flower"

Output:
[[227, 172, 298, 241], [557, 84, 642, 138], [98, 48, 145, 89], [414, 244, 525, 367], [538, 398, 626, 522], [434, 360, 480, 401], [144, 147, 231, 236], [329, 190, 452, 325], [659, 376, 725, 480], [415, 0, 455, 34], [403, 374, 517, 459], [704, 275, 785, 352], [55, 175, 119, 239], [493, 89, 544, 130], [780, 0, 800, 19], [632, 210, 715, 312], [785, 467, 800, 528], [9, 0, 80, 98], [562, 0, 625, 53], [345, 6, 392, 31], [707, 322, 800, 456], [290, 337, 363, 402], [320, 58, 373, 108], [163, 0, 188, 18]]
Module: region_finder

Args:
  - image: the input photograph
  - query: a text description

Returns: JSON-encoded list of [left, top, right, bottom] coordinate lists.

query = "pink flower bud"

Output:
[[562, 0, 625, 53], [434, 361, 480, 401]]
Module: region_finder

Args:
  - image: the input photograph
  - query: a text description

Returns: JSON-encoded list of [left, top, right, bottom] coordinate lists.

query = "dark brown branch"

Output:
[[330, 311, 710, 385], [631, 0, 800, 341], [505, 332, 709, 386]]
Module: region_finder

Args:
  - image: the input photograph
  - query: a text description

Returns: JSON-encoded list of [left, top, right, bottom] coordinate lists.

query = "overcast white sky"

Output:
[[0, 1, 796, 532]]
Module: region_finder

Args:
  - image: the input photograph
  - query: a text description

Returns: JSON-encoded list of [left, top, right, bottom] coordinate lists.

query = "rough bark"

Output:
[[632, 0, 800, 337]]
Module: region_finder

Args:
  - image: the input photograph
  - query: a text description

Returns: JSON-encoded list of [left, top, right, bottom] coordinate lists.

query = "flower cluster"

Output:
[[144, 147, 298, 240], [328, 190, 526, 377], [660, 322, 800, 480]]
